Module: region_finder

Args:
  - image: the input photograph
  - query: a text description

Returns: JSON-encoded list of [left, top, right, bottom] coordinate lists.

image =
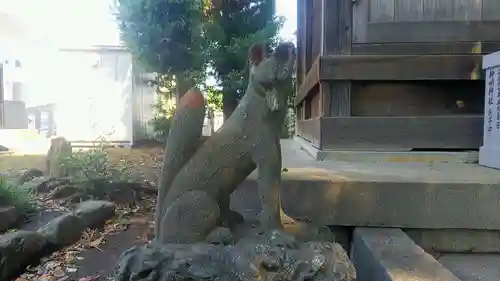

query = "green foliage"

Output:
[[114, 0, 205, 75], [115, 0, 282, 118], [149, 74, 177, 141], [0, 177, 37, 216], [57, 147, 132, 190], [115, 0, 207, 97], [150, 115, 173, 142], [280, 77, 297, 138], [205, 86, 223, 112], [204, 0, 283, 115]]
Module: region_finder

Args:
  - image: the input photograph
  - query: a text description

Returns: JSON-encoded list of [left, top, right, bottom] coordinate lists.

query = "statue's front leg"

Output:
[[252, 138, 283, 230], [217, 191, 244, 228], [158, 190, 220, 244]]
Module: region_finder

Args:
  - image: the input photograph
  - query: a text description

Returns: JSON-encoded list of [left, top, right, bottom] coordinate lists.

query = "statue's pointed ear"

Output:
[[248, 43, 266, 66]]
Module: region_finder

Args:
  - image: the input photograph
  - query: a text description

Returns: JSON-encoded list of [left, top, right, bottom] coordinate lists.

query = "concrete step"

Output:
[[350, 227, 460, 281], [439, 254, 500, 281], [232, 159, 500, 230], [406, 229, 500, 254]]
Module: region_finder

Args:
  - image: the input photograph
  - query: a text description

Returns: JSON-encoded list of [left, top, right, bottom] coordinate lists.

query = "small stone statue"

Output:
[[112, 41, 356, 281], [155, 42, 296, 244]]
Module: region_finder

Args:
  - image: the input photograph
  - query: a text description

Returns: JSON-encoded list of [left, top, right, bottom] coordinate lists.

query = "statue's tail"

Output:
[[155, 87, 206, 236]]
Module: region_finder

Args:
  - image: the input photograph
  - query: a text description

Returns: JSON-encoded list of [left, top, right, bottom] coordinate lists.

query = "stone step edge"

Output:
[[350, 227, 460, 281]]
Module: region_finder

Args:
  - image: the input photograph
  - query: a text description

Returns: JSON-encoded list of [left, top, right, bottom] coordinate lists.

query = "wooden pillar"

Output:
[[311, 0, 323, 60], [296, 0, 305, 85], [320, 0, 352, 117], [305, 0, 313, 75]]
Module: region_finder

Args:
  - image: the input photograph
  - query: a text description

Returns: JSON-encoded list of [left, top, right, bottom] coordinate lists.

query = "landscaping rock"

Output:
[[46, 177, 72, 190], [46, 136, 72, 179], [49, 185, 78, 199], [107, 182, 138, 205], [74, 200, 116, 229], [22, 176, 51, 193], [81, 180, 138, 205], [19, 168, 44, 184], [0, 207, 20, 232], [38, 213, 84, 247], [0, 231, 48, 280]]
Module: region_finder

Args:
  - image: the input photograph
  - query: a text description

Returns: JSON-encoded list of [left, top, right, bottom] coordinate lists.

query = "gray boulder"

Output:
[[0, 207, 20, 232], [0, 231, 48, 280], [38, 213, 84, 247], [21, 176, 50, 193], [18, 168, 44, 184], [74, 200, 116, 229], [49, 185, 78, 199]]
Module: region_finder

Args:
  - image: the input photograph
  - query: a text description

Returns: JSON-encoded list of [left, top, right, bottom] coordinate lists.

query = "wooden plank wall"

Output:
[[366, 0, 498, 23], [354, 0, 500, 43], [320, 116, 483, 150], [350, 81, 484, 116], [296, 119, 321, 147], [296, 0, 496, 150], [296, 0, 320, 122], [296, 0, 305, 86], [322, 0, 352, 118]]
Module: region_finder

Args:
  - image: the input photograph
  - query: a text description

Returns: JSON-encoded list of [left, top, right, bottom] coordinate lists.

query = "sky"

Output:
[[0, 0, 297, 47]]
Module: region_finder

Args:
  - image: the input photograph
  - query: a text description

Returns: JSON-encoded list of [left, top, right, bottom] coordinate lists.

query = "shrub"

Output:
[[55, 140, 132, 199], [57, 146, 133, 194], [0, 177, 37, 216], [150, 115, 173, 142], [149, 75, 177, 142]]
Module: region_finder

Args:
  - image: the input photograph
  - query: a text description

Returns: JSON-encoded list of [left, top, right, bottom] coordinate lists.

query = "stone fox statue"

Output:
[[156, 42, 296, 244]]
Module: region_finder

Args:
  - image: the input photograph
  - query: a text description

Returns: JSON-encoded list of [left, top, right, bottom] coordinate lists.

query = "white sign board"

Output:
[[480, 51, 500, 169]]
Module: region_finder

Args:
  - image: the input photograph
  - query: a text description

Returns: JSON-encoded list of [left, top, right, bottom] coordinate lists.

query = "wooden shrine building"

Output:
[[295, 0, 500, 151]]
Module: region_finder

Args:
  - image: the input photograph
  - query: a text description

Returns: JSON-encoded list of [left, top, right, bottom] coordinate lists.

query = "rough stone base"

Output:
[[350, 227, 459, 281]]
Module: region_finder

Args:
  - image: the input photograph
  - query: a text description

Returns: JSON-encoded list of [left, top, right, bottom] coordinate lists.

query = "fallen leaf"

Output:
[[89, 237, 103, 248], [52, 267, 66, 278]]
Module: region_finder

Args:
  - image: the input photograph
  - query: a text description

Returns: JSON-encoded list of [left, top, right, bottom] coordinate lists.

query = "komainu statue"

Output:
[[113, 42, 357, 281]]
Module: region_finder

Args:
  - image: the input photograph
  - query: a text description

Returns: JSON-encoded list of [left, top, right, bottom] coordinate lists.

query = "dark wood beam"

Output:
[[295, 56, 320, 106], [319, 54, 482, 81], [320, 115, 483, 151], [321, 0, 352, 117], [367, 21, 500, 43], [296, 0, 306, 85], [352, 42, 500, 56], [323, 0, 352, 55], [296, 118, 322, 148]]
